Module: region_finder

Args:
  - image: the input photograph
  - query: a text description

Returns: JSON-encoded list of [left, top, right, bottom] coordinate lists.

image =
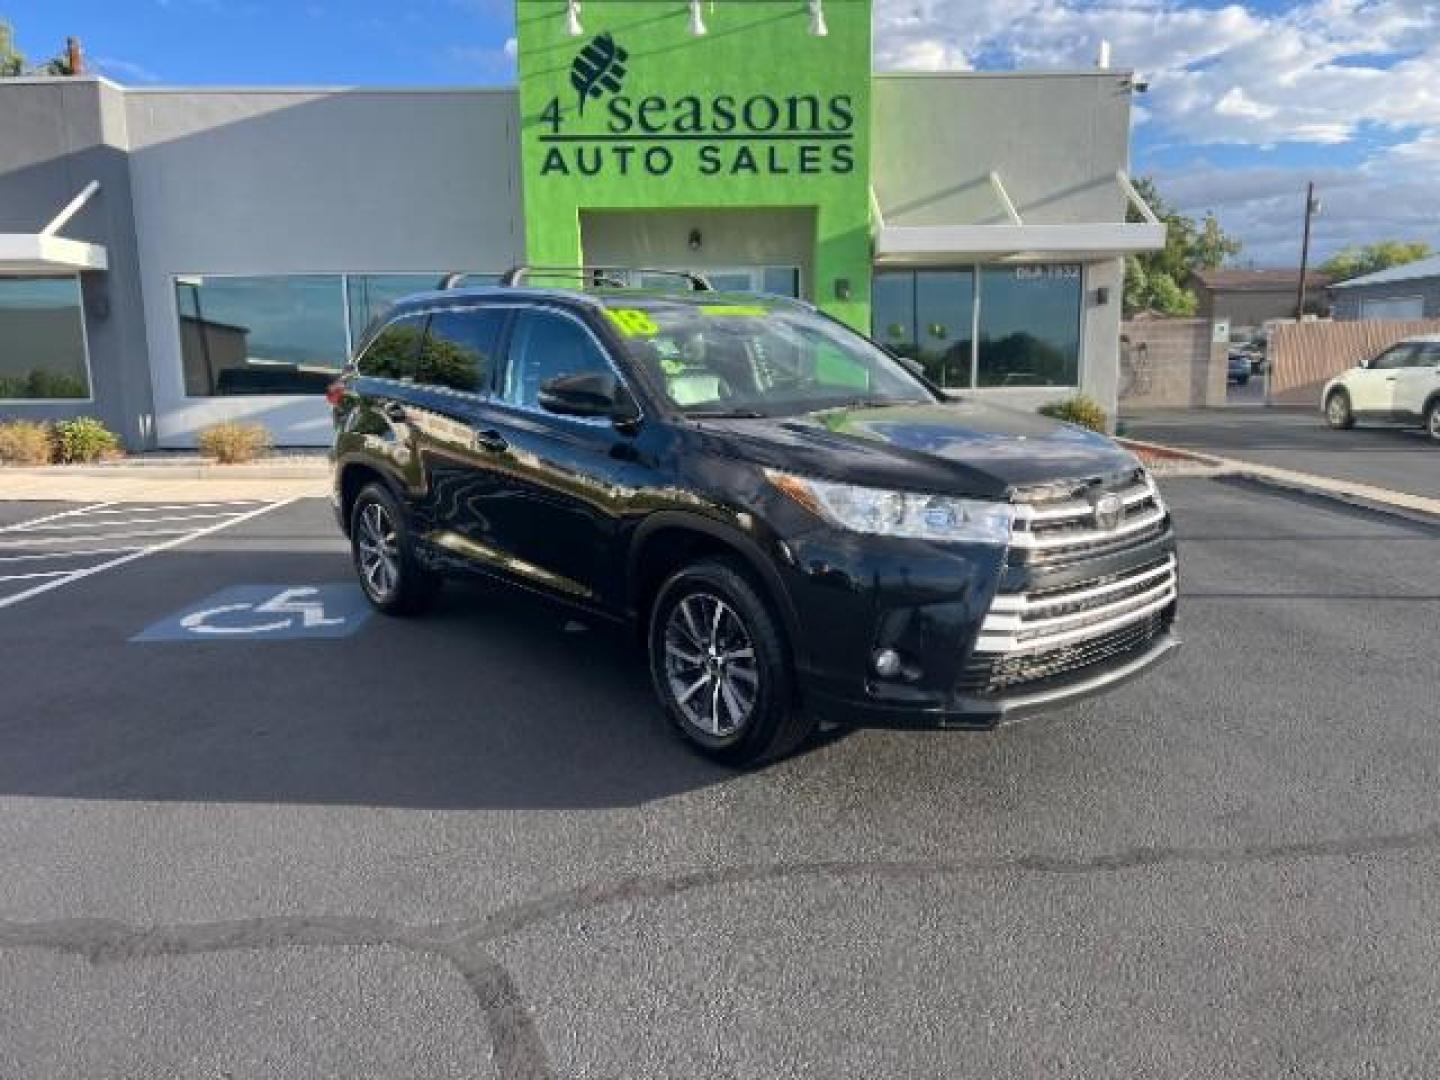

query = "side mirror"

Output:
[[893, 354, 926, 380], [538, 371, 638, 422]]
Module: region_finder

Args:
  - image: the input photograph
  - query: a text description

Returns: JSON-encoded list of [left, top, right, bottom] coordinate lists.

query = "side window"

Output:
[[418, 308, 504, 393], [1371, 345, 1416, 371], [356, 314, 426, 380], [1414, 343, 1440, 368], [502, 310, 612, 408]]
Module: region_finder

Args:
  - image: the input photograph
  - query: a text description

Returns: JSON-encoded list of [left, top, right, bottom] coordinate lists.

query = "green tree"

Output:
[[1320, 241, 1432, 283], [1123, 176, 1240, 316], [0, 20, 25, 76]]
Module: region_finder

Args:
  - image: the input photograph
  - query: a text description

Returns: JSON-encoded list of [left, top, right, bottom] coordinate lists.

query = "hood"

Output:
[[697, 399, 1139, 499]]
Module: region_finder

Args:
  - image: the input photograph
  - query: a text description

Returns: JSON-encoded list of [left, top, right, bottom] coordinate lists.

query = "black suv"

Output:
[[330, 269, 1179, 765]]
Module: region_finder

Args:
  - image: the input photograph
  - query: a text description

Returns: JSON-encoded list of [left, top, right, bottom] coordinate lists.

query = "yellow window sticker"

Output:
[[605, 308, 659, 337]]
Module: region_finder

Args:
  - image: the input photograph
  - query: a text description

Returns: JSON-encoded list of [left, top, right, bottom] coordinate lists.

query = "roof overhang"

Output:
[[0, 233, 109, 275], [874, 222, 1167, 266], [0, 180, 108, 275]]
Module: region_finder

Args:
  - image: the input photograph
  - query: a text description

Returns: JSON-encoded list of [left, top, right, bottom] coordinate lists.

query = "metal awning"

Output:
[[872, 170, 1166, 265], [0, 181, 108, 274]]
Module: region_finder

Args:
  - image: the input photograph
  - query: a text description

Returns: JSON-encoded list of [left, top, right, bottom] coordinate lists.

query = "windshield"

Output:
[[602, 297, 938, 417]]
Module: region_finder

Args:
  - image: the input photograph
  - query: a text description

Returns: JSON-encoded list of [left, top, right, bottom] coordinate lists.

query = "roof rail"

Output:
[[499, 265, 713, 292]]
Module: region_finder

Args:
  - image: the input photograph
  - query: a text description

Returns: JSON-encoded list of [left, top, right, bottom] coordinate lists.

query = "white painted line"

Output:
[[0, 502, 116, 534], [16, 511, 249, 531], [0, 569, 74, 583], [0, 498, 297, 612], [76, 501, 264, 515], [0, 547, 143, 564], [0, 528, 194, 548]]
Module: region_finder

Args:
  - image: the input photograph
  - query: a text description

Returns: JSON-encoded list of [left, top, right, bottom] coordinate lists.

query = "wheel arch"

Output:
[[336, 458, 405, 537], [628, 512, 806, 666]]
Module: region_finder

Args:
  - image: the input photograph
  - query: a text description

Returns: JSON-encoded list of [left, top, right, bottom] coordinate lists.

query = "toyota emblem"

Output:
[[1093, 492, 1123, 531]]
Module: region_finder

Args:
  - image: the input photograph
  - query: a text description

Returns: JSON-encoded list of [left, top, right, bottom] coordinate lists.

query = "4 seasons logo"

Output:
[[537, 32, 856, 180]]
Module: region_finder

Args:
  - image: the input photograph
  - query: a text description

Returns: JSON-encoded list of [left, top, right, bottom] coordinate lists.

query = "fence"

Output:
[[1269, 319, 1440, 407], [1118, 318, 1226, 409]]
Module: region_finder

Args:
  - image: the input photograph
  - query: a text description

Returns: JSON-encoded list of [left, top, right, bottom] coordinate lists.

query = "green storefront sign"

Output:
[[516, 0, 873, 329]]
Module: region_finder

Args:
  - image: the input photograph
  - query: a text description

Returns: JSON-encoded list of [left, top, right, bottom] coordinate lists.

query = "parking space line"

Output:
[[0, 502, 116, 534], [0, 569, 75, 583], [0, 547, 143, 564], [0, 499, 297, 613], [75, 501, 266, 516], [0, 528, 197, 548], [14, 511, 253, 531]]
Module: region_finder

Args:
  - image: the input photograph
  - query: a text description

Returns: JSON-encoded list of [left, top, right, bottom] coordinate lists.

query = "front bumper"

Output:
[[809, 630, 1181, 731]]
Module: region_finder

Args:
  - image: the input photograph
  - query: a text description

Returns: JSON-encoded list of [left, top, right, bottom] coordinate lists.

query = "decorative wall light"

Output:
[[565, 0, 583, 37], [688, 0, 708, 36], [808, 0, 828, 37], [688, 228, 703, 251]]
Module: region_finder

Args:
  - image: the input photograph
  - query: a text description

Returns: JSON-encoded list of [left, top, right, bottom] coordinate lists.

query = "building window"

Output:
[[176, 275, 348, 396], [871, 265, 1081, 390], [0, 276, 91, 400], [977, 265, 1082, 387]]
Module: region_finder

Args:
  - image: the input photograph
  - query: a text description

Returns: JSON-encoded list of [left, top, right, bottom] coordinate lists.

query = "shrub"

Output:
[[0, 420, 53, 465], [50, 417, 123, 464], [197, 420, 273, 464], [1039, 395, 1109, 433]]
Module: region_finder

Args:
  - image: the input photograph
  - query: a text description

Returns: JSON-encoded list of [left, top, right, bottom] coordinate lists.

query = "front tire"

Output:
[[350, 482, 441, 615], [648, 559, 813, 767], [1325, 389, 1355, 430], [1425, 399, 1440, 442]]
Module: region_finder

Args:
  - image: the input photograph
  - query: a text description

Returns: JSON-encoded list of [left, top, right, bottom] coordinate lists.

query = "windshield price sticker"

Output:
[[606, 308, 660, 337]]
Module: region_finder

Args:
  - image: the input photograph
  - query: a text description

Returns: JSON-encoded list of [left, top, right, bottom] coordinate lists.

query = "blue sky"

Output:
[[6, 0, 1438, 265]]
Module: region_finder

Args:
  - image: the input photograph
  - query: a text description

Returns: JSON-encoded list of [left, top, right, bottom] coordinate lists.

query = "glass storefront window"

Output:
[[0, 276, 90, 400], [976, 265, 1082, 387], [176, 275, 347, 396], [871, 265, 1081, 390]]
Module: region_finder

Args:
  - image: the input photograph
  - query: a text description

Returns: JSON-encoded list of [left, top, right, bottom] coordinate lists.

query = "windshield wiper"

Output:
[[686, 408, 769, 419]]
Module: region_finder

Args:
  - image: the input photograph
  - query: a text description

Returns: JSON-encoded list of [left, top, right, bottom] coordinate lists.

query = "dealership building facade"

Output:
[[0, 0, 1162, 448]]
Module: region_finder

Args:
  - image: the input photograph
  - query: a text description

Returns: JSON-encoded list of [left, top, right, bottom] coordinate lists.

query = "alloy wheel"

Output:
[[663, 592, 760, 737], [1429, 407, 1440, 440], [1328, 395, 1347, 426], [356, 501, 401, 601]]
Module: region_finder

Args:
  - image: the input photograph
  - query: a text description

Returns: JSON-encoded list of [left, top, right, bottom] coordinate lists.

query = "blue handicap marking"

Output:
[[133, 584, 372, 642]]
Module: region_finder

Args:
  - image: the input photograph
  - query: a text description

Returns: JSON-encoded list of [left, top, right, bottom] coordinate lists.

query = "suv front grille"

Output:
[[960, 553, 1178, 695], [1009, 471, 1167, 566]]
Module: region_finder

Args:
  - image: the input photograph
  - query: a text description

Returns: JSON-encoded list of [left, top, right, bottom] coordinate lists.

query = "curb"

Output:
[[1121, 436, 1440, 527]]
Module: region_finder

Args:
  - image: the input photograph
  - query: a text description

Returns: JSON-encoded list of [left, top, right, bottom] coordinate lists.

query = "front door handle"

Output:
[[1385, 376, 1398, 382], [473, 428, 509, 453], [381, 401, 408, 422]]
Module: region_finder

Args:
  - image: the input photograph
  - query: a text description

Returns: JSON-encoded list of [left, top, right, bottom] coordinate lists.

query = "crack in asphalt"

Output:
[[4, 822, 1439, 1079]]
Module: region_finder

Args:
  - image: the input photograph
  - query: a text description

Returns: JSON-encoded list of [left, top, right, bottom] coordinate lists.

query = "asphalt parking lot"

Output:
[[2, 477, 1439, 1078]]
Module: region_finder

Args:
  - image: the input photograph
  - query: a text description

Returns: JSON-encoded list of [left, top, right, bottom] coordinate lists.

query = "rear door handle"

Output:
[[473, 428, 509, 453], [1385, 376, 1398, 382]]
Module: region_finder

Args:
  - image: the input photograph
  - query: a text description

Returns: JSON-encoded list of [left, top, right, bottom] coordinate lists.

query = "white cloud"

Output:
[[93, 56, 161, 84], [873, 0, 1440, 259]]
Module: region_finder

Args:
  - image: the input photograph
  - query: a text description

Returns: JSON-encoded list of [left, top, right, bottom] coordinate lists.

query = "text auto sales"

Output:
[[537, 93, 856, 178]]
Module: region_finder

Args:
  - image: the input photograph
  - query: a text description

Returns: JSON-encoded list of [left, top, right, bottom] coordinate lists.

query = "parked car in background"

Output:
[[1322, 335, 1440, 440], [1227, 352, 1251, 386], [330, 268, 1181, 766]]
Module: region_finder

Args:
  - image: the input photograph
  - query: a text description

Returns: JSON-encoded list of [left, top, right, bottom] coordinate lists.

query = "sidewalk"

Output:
[[0, 460, 329, 503]]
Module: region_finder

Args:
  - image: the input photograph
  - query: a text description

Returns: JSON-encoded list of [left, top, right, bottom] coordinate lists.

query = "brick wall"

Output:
[[1118, 318, 1226, 409]]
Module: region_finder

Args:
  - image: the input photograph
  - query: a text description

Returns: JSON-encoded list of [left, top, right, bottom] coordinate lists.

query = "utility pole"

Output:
[[1295, 181, 1319, 320]]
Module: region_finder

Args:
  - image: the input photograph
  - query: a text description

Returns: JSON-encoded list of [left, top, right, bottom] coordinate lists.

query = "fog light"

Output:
[[872, 648, 903, 679]]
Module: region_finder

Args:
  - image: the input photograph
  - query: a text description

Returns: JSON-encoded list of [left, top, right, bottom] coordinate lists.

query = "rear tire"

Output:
[[1425, 398, 1440, 442], [648, 559, 813, 767], [1325, 389, 1355, 430], [349, 482, 441, 615]]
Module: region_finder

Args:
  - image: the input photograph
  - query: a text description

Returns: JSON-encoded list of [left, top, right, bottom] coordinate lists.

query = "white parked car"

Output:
[[1322, 335, 1440, 441]]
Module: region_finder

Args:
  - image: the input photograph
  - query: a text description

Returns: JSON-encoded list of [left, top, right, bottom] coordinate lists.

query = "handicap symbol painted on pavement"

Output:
[[133, 585, 372, 642]]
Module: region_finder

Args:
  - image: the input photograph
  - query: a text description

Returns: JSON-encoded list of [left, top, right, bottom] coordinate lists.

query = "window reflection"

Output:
[[0, 276, 90, 400], [977, 265, 1081, 387], [176, 275, 346, 396]]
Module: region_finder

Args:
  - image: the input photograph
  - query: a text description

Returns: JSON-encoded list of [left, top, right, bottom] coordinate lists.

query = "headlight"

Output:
[[765, 469, 1013, 543]]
